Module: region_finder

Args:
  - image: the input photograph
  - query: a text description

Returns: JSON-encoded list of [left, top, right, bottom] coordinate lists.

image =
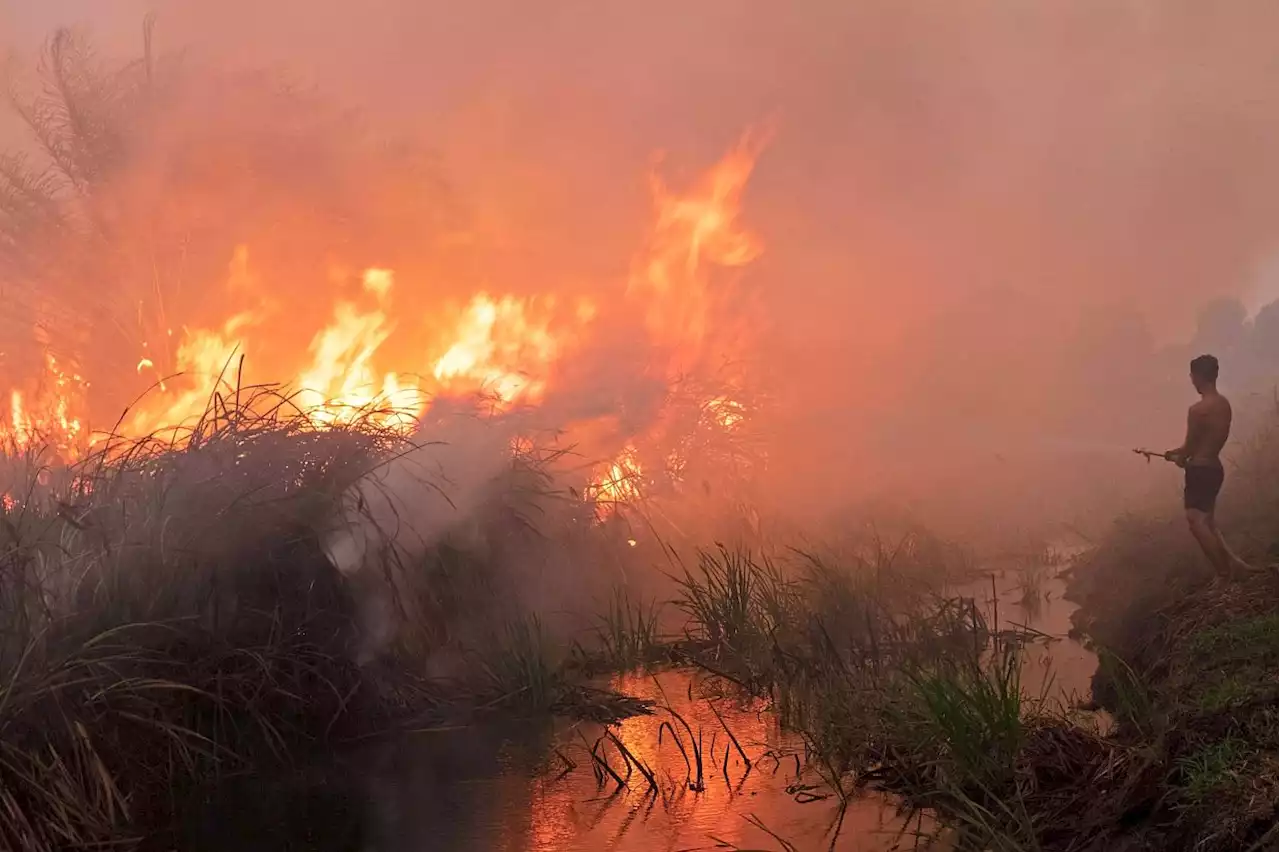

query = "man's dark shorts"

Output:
[[1184, 463, 1224, 513]]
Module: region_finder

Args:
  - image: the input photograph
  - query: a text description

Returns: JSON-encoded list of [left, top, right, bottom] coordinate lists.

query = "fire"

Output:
[[431, 293, 568, 406], [629, 132, 766, 368], [125, 308, 259, 438], [585, 133, 765, 511], [121, 265, 581, 438], [1, 131, 768, 517], [2, 354, 87, 458], [585, 445, 645, 515], [294, 268, 415, 430], [705, 396, 746, 430]]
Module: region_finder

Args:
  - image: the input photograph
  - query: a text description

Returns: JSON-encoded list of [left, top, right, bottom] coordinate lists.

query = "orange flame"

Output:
[[3, 131, 769, 517], [432, 293, 570, 406], [294, 268, 415, 430], [587, 132, 766, 510], [125, 308, 259, 438], [630, 132, 766, 368], [585, 445, 644, 517], [2, 354, 87, 458]]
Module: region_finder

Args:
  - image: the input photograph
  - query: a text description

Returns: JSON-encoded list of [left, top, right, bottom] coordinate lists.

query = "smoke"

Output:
[[2, 1, 1275, 551]]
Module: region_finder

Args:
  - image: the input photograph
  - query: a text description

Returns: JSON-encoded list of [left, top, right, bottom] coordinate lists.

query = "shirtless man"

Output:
[[1165, 354, 1251, 579]]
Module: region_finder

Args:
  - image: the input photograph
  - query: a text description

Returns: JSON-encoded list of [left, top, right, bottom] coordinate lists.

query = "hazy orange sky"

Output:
[[2, 0, 1275, 538]]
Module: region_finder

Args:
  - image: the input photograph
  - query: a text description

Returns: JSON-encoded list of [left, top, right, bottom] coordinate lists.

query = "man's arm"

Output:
[[1166, 406, 1202, 465]]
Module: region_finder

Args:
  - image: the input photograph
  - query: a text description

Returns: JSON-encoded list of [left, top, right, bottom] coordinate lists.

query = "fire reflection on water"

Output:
[[520, 671, 922, 852], [176, 669, 926, 852]]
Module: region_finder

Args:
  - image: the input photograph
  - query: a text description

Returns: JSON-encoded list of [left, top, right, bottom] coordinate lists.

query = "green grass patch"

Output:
[[1176, 737, 1250, 806], [587, 587, 665, 670], [1186, 614, 1279, 662], [1192, 674, 1256, 715], [898, 643, 1030, 789]]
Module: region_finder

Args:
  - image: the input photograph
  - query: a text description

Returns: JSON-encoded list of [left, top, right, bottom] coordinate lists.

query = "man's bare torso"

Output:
[[1186, 392, 1232, 466]]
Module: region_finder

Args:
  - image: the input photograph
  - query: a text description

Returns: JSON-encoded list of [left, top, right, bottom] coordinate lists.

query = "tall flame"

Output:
[[587, 132, 766, 511], [630, 132, 766, 369], [125, 309, 258, 438]]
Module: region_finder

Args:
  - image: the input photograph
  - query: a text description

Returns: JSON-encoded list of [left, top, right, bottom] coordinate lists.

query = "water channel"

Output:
[[171, 565, 1096, 851]]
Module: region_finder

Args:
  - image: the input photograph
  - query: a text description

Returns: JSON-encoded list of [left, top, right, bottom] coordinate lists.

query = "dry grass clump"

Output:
[[0, 385, 420, 848]]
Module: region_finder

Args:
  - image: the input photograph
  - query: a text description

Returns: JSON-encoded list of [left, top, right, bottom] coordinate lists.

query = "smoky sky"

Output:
[[2, 0, 1275, 537]]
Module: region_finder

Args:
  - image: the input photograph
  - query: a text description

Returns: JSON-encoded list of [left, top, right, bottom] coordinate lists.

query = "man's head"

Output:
[[1190, 354, 1219, 393]]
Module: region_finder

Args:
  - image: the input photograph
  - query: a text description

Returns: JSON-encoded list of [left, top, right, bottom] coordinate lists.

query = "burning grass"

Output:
[[1, 21, 1267, 852], [4, 389, 1272, 852]]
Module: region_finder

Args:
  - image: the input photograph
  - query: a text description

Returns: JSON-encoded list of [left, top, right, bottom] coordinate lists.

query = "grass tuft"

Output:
[[590, 587, 665, 670]]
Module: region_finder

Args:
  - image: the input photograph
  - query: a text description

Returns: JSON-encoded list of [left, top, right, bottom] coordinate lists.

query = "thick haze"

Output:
[[2, 0, 1276, 543]]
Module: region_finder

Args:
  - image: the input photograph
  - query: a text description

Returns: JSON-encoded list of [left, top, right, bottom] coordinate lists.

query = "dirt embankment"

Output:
[[1061, 507, 1278, 851]]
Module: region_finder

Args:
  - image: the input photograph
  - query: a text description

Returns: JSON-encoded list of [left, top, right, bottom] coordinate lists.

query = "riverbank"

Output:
[[1057, 407, 1278, 852], [641, 518, 1277, 850], [570, 543, 1073, 850], [1060, 520, 1278, 852]]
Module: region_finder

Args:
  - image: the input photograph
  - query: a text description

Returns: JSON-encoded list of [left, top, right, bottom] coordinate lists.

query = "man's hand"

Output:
[[1164, 449, 1187, 467]]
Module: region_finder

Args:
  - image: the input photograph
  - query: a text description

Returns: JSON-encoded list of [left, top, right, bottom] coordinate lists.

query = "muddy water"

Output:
[[174, 670, 924, 852], [175, 560, 1096, 851], [954, 564, 1099, 706]]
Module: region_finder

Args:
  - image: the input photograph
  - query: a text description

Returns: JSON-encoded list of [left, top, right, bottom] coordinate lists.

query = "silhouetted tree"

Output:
[[1, 23, 162, 380]]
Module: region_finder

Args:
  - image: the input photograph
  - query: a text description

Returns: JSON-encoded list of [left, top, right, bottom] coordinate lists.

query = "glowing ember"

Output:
[[705, 396, 746, 430]]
